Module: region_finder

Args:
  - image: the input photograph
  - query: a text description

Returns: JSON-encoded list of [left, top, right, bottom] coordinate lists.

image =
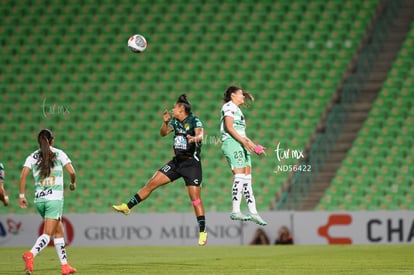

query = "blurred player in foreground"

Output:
[[19, 129, 77, 275], [0, 162, 9, 206], [113, 94, 208, 246], [220, 85, 267, 226]]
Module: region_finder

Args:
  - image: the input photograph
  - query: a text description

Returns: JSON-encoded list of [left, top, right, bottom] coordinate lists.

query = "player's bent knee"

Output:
[[192, 198, 201, 206]]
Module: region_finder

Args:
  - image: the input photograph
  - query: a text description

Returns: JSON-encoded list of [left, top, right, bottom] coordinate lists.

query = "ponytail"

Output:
[[37, 129, 56, 178], [242, 90, 254, 107]]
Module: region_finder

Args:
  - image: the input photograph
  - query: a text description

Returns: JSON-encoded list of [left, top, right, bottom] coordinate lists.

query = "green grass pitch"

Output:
[[1, 245, 413, 274]]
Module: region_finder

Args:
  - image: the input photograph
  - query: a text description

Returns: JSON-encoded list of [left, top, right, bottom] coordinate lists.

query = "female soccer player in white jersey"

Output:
[[220, 86, 267, 226], [19, 129, 77, 275], [113, 94, 208, 246], [0, 163, 9, 206]]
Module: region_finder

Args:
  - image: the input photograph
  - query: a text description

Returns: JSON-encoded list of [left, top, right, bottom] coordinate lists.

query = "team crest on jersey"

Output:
[[184, 123, 190, 130]]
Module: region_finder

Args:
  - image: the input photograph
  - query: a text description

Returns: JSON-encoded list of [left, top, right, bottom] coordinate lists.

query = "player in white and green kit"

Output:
[[220, 86, 267, 226], [19, 129, 77, 275], [0, 163, 9, 206]]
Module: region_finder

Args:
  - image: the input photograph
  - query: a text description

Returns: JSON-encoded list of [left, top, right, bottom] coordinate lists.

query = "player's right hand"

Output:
[[19, 197, 28, 209], [163, 110, 171, 123]]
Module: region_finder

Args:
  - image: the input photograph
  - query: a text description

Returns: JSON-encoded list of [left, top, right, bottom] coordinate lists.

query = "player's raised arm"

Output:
[[160, 110, 173, 136]]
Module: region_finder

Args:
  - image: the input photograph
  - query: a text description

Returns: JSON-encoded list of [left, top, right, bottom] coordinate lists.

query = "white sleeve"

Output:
[[222, 103, 236, 118], [58, 150, 72, 167], [23, 154, 35, 169]]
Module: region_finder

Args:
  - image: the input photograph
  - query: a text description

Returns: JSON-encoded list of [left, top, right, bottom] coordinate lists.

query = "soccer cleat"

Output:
[[22, 251, 34, 275], [230, 212, 249, 221], [246, 213, 268, 226], [112, 203, 131, 215], [198, 231, 208, 246], [62, 263, 77, 275]]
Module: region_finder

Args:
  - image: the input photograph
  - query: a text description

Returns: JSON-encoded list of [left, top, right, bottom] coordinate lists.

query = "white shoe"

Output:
[[246, 213, 267, 226], [230, 212, 249, 221]]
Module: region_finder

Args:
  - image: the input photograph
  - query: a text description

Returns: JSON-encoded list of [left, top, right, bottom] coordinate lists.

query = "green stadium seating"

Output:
[[317, 23, 414, 211], [0, 0, 380, 214]]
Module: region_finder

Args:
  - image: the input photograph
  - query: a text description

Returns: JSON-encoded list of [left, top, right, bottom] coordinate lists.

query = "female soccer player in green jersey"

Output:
[[19, 129, 77, 275], [220, 86, 267, 226], [113, 94, 208, 246]]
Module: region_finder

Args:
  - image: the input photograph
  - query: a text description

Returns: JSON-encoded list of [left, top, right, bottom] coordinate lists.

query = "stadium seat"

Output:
[[0, 0, 383, 214], [317, 21, 414, 210]]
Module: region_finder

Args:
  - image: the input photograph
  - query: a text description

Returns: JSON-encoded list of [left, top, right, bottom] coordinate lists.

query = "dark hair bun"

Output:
[[177, 94, 190, 105], [176, 94, 192, 114]]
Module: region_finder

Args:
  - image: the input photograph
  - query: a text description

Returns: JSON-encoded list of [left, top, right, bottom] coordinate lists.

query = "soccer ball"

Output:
[[128, 34, 147, 53]]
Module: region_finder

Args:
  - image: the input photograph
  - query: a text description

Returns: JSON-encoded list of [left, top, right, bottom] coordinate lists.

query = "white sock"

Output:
[[242, 174, 258, 214], [54, 237, 68, 265], [30, 234, 50, 256], [232, 174, 244, 213]]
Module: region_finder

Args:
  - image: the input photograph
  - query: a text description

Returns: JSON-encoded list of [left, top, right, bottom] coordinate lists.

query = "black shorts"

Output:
[[159, 157, 202, 186]]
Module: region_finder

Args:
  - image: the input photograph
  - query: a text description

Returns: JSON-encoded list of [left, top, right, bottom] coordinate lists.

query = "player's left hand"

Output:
[[69, 182, 76, 191], [2, 195, 8, 206], [187, 135, 196, 143]]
